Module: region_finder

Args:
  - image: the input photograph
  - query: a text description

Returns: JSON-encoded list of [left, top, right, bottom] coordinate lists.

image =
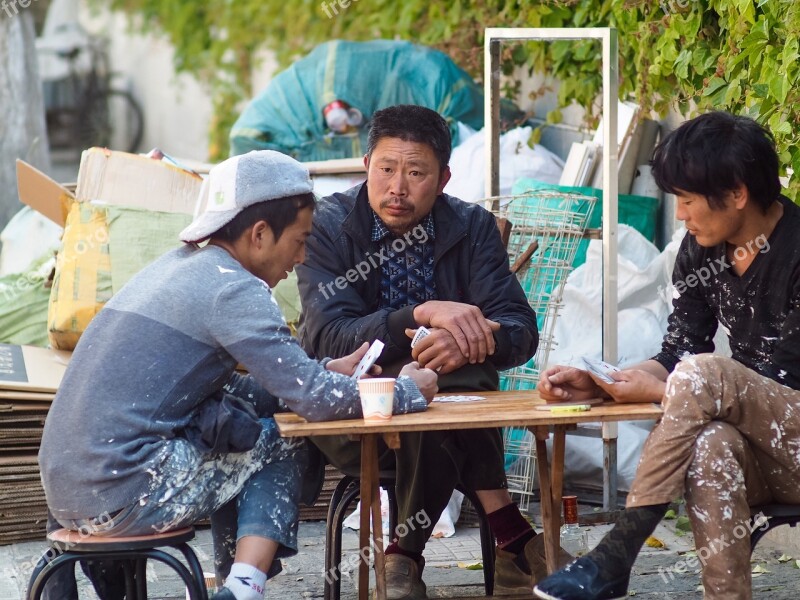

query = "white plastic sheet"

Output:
[[543, 225, 685, 491], [445, 126, 564, 203]]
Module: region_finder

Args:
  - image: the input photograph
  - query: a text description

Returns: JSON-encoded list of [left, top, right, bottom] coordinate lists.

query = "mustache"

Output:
[[380, 199, 413, 211]]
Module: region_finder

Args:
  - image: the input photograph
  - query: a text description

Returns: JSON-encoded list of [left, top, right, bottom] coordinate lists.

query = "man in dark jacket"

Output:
[[297, 105, 568, 599]]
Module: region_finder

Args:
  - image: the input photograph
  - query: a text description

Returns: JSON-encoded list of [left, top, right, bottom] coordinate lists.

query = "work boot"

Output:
[[495, 533, 574, 595], [377, 553, 428, 600]]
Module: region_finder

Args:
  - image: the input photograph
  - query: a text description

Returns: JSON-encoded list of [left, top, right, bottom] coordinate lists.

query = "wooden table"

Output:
[[274, 391, 662, 600]]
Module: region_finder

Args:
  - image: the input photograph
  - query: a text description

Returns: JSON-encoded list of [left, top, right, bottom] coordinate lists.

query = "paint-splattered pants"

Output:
[[627, 354, 800, 599], [55, 418, 308, 559]]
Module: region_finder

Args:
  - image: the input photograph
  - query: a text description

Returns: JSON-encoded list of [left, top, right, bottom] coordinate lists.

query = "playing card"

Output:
[[351, 340, 385, 380], [581, 356, 620, 384], [410, 326, 431, 349]]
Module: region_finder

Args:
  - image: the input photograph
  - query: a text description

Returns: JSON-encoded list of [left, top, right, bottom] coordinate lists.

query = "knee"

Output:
[[686, 422, 746, 494], [664, 354, 736, 411], [670, 353, 732, 384]]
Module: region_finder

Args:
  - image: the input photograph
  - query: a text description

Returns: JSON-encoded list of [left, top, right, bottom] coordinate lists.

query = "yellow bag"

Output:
[[47, 202, 112, 350]]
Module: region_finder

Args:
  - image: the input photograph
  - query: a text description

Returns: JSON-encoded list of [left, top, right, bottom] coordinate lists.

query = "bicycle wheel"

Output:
[[77, 89, 111, 150], [106, 89, 144, 153], [77, 89, 144, 153]]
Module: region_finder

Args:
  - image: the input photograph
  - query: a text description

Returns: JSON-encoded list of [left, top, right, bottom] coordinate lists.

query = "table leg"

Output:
[[369, 434, 387, 600], [533, 426, 559, 575], [359, 434, 381, 600], [551, 425, 566, 508]]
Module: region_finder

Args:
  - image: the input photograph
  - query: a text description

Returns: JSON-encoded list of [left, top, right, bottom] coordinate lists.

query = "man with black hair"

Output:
[[534, 111, 800, 600], [38, 150, 436, 600], [297, 105, 566, 599]]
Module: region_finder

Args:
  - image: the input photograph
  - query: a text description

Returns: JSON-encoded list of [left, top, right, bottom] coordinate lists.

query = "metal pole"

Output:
[[484, 37, 501, 207], [483, 27, 621, 511], [601, 28, 620, 512]]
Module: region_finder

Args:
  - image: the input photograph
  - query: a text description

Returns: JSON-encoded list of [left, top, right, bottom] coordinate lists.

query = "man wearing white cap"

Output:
[[39, 150, 437, 600]]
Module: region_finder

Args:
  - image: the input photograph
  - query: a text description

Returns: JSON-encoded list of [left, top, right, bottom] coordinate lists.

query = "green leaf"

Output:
[[675, 49, 693, 79], [704, 76, 729, 96], [769, 74, 791, 104], [675, 516, 692, 532], [774, 121, 792, 135]]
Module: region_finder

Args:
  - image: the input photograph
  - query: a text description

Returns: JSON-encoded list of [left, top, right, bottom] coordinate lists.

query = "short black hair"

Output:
[[366, 105, 452, 171], [651, 111, 781, 213], [211, 193, 316, 243]]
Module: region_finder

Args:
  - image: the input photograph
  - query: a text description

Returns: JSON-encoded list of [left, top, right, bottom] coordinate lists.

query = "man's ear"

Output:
[[363, 153, 370, 172], [437, 166, 452, 195], [250, 220, 269, 246], [732, 183, 749, 210]]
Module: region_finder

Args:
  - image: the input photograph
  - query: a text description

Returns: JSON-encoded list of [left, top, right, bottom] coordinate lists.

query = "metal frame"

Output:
[[484, 27, 620, 510]]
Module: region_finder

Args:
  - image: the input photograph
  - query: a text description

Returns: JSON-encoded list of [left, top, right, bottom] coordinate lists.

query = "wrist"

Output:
[[412, 303, 428, 326]]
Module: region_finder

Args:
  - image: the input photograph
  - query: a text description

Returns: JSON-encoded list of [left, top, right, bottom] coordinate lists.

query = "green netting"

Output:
[[230, 39, 523, 161], [494, 191, 598, 392], [511, 179, 661, 267]]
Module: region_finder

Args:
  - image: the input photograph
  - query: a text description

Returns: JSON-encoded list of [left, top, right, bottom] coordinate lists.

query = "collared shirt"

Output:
[[371, 211, 436, 310]]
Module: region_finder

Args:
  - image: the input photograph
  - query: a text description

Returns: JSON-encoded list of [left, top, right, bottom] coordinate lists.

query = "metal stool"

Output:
[[750, 504, 800, 551], [323, 475, 496, 600], [26, 526, 208, 600]]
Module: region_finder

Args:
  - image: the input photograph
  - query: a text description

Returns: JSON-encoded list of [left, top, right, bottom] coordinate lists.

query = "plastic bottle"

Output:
[[560, 495, 589, 556]]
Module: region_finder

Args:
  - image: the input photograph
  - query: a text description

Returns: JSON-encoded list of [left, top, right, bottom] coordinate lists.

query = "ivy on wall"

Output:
[[107, 0, 800, 198]]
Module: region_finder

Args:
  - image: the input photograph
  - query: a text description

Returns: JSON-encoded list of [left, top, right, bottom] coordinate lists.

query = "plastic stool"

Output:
[[26, 526, 208, 600]]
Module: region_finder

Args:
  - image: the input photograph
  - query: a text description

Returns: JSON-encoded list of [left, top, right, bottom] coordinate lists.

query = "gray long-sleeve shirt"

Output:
[[39, 244, 426, 520]]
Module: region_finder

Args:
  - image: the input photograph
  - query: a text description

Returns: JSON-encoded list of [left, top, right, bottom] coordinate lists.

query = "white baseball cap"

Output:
[[179, 150, 314, 243]]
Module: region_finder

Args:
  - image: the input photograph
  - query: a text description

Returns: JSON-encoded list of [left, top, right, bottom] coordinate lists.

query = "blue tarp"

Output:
[[230, 39, 521, 161]]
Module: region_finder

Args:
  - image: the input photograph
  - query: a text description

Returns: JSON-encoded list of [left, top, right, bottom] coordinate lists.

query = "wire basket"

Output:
[[490, 189, 597, 511]]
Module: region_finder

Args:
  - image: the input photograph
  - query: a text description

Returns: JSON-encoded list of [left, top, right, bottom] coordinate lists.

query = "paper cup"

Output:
[[358, 378, 395, 421]]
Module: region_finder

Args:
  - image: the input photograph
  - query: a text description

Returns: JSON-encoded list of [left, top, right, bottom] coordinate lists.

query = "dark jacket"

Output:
[[296, 183, 538, 389]]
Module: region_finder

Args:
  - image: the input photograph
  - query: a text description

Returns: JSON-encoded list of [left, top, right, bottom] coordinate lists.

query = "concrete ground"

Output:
[[2, 510, 799, 599]]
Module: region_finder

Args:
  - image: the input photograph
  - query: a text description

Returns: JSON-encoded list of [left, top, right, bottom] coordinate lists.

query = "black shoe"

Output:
[[210, 587, 236, 600], [533, 555, 629, 600]]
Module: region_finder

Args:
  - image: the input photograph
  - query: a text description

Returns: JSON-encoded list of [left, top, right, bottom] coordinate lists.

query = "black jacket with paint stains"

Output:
[[654, 196, 800, 390]]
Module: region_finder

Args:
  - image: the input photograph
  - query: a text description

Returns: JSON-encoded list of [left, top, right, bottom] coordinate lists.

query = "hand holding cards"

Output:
[[581, 356, 620, 384], [410, 326, 431, 349], [351, 340, 384, 380]]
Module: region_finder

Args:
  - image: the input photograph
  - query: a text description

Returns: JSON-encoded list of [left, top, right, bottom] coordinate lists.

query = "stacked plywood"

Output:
[[0, 344, 68, 544]]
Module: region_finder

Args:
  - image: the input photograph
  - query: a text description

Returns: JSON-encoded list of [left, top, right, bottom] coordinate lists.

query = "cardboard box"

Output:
[[15, 160, 74, 227], [16, 148, 204, 226], [0, 344, 70, 394], [75, 147, 203, 214]]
